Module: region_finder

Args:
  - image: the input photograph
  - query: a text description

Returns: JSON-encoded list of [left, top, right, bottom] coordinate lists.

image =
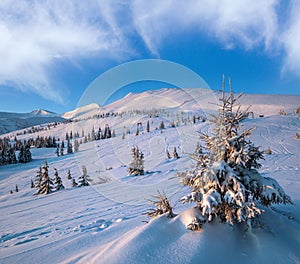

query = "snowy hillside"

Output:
[[0, 88, 300, 263], [61, 103, 100, 119], [0, 109, 64, 135], [100, 88, 300, 117]]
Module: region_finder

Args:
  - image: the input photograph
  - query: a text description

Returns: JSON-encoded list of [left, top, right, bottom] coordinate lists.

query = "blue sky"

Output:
[[0, 0, 300, 114]]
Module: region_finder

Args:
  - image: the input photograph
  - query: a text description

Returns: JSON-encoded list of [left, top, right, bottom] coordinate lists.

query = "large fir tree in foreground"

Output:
[[179, 78, 292, 227]]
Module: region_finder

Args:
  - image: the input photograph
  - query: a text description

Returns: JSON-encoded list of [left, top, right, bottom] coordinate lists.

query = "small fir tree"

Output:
[[71, 178, 78, 187], [159, 121, 165, 129], [67, 139, 73, 154], [60, 143, 64, 156], [55, 146, 60, 157], [53, 168, 65, 191], [35, 166, 43, 192], [166, 149, 171, 159], [179, 78, 292, 227], [18, 146, 26, 163], [9, 147, 17, 164], [146, 120, 150, 132], [15, 184, 18, 192], [173, 147, 179, 159], [74, 139, 79, 152], [128, 146, 144, 176], [37, 161, 54, 195], [78, 165, 90, 186], [145, 190, 175, 219], [30, 179, 35, 188], [24, 146, 32, 162], [67, 170, 72, 180]]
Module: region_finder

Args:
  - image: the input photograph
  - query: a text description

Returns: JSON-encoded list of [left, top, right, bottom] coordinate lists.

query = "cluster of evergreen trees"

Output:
[[55, 139, 80, 156], [0, 138, 32, 165], [81, 125, 115, 143], [34, 162, 90, 195], [13, 136, 58, 149]]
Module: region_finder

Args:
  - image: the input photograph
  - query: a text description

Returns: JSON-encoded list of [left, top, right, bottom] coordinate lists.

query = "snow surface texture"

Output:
[[0, 88, 299, 263]]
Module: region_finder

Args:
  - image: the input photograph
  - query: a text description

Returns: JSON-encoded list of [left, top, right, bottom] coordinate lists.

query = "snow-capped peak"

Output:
[[30, 109, 58, 117]]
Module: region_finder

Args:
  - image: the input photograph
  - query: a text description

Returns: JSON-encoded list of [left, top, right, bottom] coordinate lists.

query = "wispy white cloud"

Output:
[[0, 0, 130, 103], [132, 0, 279, 54], [281, 1, 300, 77], [132, 0, 300, 80], [0, 0, 299, 102]]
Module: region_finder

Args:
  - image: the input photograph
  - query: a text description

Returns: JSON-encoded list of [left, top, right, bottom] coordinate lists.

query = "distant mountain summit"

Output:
[[0, 109, 64, 135], [29, 109, 58, 117]]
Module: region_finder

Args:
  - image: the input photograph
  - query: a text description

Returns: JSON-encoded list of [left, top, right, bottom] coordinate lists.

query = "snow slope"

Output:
[[0, 89, 300, 264], [100, 88, 300, 117]]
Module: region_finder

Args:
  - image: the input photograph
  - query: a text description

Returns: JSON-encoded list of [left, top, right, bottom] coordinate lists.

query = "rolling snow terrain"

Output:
[[0, 88, 300, 263]]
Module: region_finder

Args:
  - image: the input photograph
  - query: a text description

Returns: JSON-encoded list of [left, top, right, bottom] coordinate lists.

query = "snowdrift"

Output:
[[75, 205, 300, 264]]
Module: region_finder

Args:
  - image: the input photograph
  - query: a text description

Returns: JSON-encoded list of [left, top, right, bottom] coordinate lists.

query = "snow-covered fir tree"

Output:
[[9, 147, 17, 164], [128, 146, 144, 176], [17, 146, 24, 163], [36, 161, 54, 195], [18, 145, 32, 163], [53, 168, 65, 191], [179, 79, 292, 227], [78, 165, 90, 186], [34, 166, 43, 192], [25, 146, 32, 162]]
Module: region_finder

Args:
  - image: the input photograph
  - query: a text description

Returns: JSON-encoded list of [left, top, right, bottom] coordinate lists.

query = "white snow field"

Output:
[[0, 88, 300, 263]]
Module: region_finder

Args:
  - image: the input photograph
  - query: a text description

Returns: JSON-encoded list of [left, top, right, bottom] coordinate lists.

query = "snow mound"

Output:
[[61, 103, 100, 119], [78, 206, 300, 264]]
